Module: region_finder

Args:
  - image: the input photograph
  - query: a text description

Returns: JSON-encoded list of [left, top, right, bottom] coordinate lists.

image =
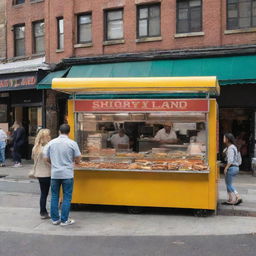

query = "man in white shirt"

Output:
[[0, 127, 7, 167], [196, 122, 207, 144], [154, 121, 178, 144], [111, 129, 129, 149]]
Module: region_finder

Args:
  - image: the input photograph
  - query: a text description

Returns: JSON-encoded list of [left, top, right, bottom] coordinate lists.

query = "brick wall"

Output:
[[6, 0, 45, 60], [5, 0, 256, 64], [46, 0, 256, 64], [0, 0, 6, 61]]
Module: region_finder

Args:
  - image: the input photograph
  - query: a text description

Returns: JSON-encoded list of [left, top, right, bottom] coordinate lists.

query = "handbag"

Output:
[[28, 169, 36, 179], [28, 151, 40, 179]]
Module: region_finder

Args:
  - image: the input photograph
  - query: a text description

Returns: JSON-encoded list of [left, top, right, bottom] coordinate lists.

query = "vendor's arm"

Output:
[[153, 130, 161, 142]]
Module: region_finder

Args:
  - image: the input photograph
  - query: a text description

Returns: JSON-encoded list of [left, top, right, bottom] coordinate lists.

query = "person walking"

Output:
[[12, 121, 26, 167], [31, 129, 51, 219], [222, 133, 242, 205], [43, 124, 81, 226], [0, 127, 7, 167]]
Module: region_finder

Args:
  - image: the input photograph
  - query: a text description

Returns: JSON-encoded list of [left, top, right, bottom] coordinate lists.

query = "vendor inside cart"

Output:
[[154, 121, 178, 144], [110, 128, 130, 150]]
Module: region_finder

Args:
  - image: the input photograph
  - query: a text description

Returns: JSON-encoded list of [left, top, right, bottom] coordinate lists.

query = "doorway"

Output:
[[13, 106, 42, 159], [219, 108, 253, 171]]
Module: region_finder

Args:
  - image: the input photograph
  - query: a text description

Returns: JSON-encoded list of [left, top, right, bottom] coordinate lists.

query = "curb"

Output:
[[218, 208, 256, 217]]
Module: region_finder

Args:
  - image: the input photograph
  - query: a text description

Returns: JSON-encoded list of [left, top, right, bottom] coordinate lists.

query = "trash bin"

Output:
[[251, 158, 256, 176]]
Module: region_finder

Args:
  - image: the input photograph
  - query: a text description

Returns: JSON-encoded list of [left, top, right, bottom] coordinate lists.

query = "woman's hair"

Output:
[[224, 133, 238, 148], [12, 121, 22, 130], [32, 129, 51, 156]]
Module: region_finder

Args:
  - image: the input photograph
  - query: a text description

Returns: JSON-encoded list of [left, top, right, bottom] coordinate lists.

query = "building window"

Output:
[[227, 0, 256, 30], [14, 25, 25, 57], [176, 0, 202, 33], [137, 4, 161, 38], [13, 0, 25, 5], [57, 18, 64, 50], [77, 13, 92, 43], [105, 9, 124, 40], [33, 21, 45, 54]]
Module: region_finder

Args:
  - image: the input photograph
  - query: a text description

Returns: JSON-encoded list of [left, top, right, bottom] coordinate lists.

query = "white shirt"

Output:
[[111, 133, 129, 149], [196, 130, 207, 144], [154, 128, 177, 141], [0, 129, 7, 142]]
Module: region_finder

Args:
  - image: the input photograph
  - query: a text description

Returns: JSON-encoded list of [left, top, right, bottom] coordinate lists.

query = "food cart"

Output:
[[52, 77, 219, 215]]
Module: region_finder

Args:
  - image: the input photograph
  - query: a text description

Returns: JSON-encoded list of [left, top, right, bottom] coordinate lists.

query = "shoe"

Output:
[[52, 219, 61, 225], [60, 219, 75, 226], [0, 163, 5, 167], [235, 198, 243, 205], [40, 213, 50, 219], [13, 163, 22, 168]]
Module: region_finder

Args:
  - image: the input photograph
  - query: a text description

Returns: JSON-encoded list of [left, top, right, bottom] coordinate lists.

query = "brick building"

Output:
[[2, 0, 256, 165], [42, 0, 256, 63], [0, 0, 6, 62], [0, 0, 50, 158]]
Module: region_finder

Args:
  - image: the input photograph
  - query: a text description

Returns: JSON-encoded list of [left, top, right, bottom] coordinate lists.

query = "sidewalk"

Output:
[[218, 172, 256, 217], [1, 160, 256, 217], [1, 160, 256, 236]]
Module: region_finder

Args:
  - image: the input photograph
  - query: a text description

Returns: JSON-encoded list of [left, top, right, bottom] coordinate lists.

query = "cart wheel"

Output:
[[193, 209, 213, 217], [127, 206, 144, 214]]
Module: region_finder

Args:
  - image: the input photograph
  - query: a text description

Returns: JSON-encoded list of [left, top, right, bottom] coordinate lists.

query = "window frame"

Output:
[[77, 13, 92, 44], [137, 3, 161, 39], [57, 17, 64, 50], [176, 0, 203, 34], [13, 0, 25, 5], [13, 24, 25, 57], [32, 20, 45, 54], [226, 0, 256, 30], [104, 8, 124, 41]]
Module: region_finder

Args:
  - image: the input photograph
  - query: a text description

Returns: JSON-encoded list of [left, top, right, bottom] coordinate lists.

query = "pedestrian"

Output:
[[0, 127, 7, 167], [43, 124, 81, 226], [31, 129, 51, 219], [222, 133, 242, 205], [12, 121, 26, 167]]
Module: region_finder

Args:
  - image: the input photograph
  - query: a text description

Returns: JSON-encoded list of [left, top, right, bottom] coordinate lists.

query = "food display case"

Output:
[[52, 77, 219, 214]]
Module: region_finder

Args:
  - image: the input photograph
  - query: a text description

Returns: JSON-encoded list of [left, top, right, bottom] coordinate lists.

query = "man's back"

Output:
[[44, 135, 81, 179]]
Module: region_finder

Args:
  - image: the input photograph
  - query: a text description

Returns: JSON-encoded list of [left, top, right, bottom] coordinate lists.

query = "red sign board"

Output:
[[75, 99, 209, 112], [0, 76, 37, 91]]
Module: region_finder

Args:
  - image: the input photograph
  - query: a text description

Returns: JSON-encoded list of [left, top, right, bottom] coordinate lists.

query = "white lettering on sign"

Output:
[[91, 100, 189, 110], [76, 99, 208, 112]]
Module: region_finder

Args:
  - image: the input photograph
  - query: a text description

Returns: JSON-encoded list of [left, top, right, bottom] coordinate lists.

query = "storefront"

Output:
[[0, 71, 46, 158], [52, 77, 219, 215], [54, 54, 256, 171]]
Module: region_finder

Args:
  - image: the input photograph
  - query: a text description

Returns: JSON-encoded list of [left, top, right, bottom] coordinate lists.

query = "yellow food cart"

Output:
[[52, 77, 219, 216]]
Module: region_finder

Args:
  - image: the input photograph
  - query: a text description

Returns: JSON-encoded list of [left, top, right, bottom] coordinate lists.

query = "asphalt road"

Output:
[[1, 232, 255, 256]]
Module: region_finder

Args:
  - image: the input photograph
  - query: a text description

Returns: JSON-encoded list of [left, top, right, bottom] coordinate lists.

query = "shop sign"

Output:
[[75, 99, 209, 112], [0, 76, 37, 91]]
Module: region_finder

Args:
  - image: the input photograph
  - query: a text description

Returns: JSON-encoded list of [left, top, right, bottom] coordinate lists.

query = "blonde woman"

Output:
[[31, 129, 51, 219]]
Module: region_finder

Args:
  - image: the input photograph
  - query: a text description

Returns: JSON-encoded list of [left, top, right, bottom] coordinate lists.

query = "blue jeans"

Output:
[[50, 178, 74, 222], [0, 141, 6, 163], [225, 166, 239, 193]]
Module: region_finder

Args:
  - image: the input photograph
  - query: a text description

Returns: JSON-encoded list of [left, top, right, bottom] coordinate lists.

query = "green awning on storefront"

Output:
[[38, 55, 256, 89], [36, 69, 70, 89], [67, 55, 256, 86]]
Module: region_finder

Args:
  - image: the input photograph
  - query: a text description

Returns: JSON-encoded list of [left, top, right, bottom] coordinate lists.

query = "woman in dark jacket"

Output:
[[12, 121, 26, 167]]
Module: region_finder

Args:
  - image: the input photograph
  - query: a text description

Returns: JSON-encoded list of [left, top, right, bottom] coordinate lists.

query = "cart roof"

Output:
[[52, 77, 220, 96]]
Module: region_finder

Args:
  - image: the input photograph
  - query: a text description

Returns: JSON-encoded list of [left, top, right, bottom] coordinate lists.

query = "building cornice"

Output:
[[62, 44, 256, 66]]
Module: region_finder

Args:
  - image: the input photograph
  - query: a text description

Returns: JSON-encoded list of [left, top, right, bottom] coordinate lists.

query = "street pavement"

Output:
[[1, 232, 256, 256], [1, 160, 256, 238]]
